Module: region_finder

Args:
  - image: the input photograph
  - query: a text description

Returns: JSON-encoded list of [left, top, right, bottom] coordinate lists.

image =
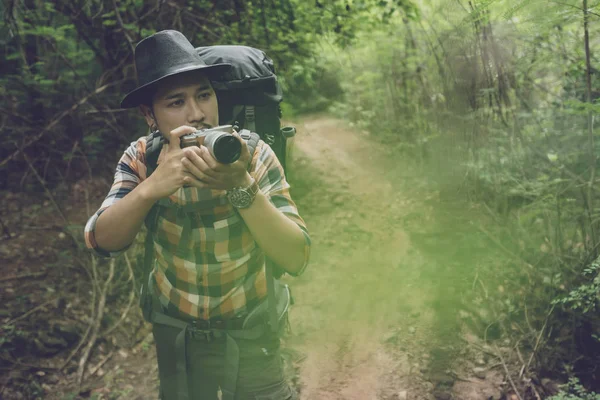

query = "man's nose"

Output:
[[187, 99, 205, 124]]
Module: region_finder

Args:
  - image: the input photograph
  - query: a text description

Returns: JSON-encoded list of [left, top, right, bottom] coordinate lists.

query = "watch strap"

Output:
[[227, 178, 259, 208], [245, 178, 259, 196]]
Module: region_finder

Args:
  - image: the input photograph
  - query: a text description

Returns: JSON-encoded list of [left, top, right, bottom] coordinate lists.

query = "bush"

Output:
[[549, 378, 600, 400]]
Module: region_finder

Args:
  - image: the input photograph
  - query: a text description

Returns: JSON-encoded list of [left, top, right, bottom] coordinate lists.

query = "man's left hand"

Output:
[[181, 131, 253, 190]]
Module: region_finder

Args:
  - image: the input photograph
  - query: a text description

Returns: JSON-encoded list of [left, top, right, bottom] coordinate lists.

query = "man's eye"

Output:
[[169, 99, 184, 107], [198, 92, 211, 100]]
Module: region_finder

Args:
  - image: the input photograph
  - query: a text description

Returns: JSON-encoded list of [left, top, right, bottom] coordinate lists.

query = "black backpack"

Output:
[[196, 45, 295, 170], [140, 45, 295, 332]]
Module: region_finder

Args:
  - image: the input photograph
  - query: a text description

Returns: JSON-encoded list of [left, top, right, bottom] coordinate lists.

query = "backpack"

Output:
[[140, 45, 295, 334], [196, 45, 294, 170]]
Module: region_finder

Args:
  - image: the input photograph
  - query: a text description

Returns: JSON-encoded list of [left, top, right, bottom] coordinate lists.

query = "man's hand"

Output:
[[181, 131, 252, 190], [144, 125, 206, 200]]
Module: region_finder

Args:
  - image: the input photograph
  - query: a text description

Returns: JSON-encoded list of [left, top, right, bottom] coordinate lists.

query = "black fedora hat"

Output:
[[120, 30, 231, 108]]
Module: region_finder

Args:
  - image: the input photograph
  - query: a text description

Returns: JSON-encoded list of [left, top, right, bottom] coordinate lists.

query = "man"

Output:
[[84, 30, 310, 400]]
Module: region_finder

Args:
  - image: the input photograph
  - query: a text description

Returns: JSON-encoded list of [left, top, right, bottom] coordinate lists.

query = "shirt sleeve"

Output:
[[84, 138, 148, 257], [250, 141, 311, 276]]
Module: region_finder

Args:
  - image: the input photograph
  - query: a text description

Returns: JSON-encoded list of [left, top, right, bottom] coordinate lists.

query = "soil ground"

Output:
[[0, 116, 509, 399]]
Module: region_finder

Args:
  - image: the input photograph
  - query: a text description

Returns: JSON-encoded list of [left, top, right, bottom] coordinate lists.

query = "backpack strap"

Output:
[[139, 131, 164, 322], [146, 130, 164, 177], [237, 129, 278, 333], [265, 259, 279, 333], [239, 129, 260, 161], [232, 105, 245, 125], [231, 105, 258, 135], [140, 204, 161, 322], [244, 105, 256, 132]]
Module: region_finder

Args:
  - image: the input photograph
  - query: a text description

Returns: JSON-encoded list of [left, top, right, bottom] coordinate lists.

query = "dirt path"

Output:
[[286, 116, 509, 400], [286, 116, 437, 400]]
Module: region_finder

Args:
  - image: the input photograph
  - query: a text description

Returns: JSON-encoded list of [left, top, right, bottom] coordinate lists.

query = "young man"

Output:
[[84, 30, 310, 400]]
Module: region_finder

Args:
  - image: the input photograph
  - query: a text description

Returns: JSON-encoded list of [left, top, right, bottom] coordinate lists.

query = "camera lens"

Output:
[[212, 135, 242, 164]]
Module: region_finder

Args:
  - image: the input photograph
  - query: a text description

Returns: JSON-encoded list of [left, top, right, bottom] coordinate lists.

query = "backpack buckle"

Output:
[[189, 321, 213, 342], [265, 134, 275, 146], [240, 131, 252, 141]]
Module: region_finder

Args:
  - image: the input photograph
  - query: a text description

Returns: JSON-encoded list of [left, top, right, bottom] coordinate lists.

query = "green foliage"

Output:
[[0, 324, 27, 352], [548, 378, 600, 400], [553, 256, 600, 314], [318, 0, 600, 391], [2, 0, 419, 188], [281, 49, 345, 113]]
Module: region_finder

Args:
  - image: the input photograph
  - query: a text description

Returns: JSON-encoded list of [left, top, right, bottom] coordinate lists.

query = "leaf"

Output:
[[547, 152, 558, 162]]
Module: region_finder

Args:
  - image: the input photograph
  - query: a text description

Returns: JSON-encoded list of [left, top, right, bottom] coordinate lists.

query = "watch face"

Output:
[[228, 189, 252, 208]]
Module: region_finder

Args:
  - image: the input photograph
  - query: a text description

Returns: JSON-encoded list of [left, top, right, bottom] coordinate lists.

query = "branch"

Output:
[[88, 351, 113, 376], [0, 83, 118, 168], [137, 0, 166, 23], [51, 0, 108, 65], [60, 321, 93, 372], [20, 149, 70, 225], [60, 254, 98, 372], [2, 299, 55, 327], [473, 222, 535, 270], [77, 258, 116, 387], [0, 215, 11, 239], [101, 253, 136, 336], [0, 107, 36, 125], [43, 36, 91, 92], [0, 271, 46, 283], [112, 0, 135, 56], [583, 0, 597, 254], [549, 1, 600, 18], [0, 354, 59, 371], [84, 108, 129, 114], [525, 305, 555, 373], [494, 344, 523, 400]]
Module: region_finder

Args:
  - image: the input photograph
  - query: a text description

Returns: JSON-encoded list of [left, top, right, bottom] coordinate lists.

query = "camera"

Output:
[[180, 125, 242, 164]]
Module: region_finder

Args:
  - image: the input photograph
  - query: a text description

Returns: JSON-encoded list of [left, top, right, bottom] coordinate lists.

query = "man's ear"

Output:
[[139, 105, 155, 128]]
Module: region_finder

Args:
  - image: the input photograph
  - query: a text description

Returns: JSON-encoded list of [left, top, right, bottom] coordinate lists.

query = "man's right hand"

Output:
[[144, 125, 205, 200]]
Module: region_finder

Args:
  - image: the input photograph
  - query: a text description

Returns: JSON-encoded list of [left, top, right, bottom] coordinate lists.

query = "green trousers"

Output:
[[152, 323, 297, 400]]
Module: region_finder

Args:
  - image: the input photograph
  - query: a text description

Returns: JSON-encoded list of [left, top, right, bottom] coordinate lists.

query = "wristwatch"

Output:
[[227, 178, 259, 209]]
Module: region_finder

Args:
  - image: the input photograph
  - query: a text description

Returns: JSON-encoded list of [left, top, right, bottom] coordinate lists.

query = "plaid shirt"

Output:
[[85, 135, 310, 320]]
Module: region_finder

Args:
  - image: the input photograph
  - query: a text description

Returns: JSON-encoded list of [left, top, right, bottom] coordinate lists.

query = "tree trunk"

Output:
[[583, 0, 597, 254]]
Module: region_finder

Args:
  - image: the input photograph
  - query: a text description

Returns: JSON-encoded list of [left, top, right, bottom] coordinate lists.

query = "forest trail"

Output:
[[283, 115, 476, 400], [286, 115, 503, 400], [287, 116, 432, 399]]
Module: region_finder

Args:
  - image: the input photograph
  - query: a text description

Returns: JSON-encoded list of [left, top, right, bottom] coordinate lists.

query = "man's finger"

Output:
[[182, 156, 219, 183], [198, 146, 223, 170], [183, 172, 209, 189], [168, 125, 197, 152], [184, 147, 221, 176]]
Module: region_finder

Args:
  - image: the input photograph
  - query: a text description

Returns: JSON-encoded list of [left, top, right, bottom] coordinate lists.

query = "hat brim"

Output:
[[120, 63, 231, 109]]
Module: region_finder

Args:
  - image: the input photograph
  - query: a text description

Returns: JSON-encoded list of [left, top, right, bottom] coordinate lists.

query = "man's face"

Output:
[[142, 71, 219, 135]]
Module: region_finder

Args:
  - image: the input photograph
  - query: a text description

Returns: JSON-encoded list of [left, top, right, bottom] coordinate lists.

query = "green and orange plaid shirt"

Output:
[[85, 135, 310, 320]]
